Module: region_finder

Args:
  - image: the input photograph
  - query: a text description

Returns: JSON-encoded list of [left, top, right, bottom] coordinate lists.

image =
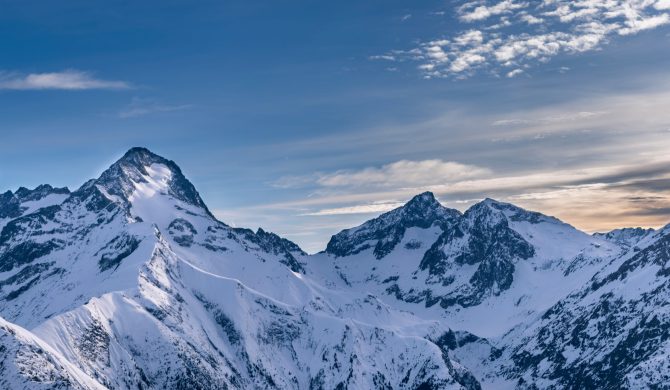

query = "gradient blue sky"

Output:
[[2, 0, 670, 252]]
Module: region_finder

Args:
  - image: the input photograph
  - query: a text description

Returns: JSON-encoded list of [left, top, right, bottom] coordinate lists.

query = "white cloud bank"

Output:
[[0, 70, 131, 90], [373, 0, 670, 78]]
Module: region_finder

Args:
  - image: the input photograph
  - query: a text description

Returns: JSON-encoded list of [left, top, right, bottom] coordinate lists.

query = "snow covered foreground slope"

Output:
[[0, 147, 668, 389], [0, 148, 476, 389]]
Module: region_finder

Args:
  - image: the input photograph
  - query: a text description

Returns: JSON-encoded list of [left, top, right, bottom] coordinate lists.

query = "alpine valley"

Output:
[[1, 147, 668, 390]]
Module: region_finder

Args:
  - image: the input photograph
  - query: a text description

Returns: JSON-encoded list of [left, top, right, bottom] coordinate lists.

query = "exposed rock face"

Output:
[[419, 199, 536, 307], [0, 185, 69, 224], [326, 192, 462, 259], [94, 147, 212, 214]]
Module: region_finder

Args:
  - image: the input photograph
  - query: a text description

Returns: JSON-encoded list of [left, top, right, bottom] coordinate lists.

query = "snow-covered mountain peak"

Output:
[[92, 147, 211, 216], [13, 184, 70, 202], [1, 184, 69, 211], [325, 191, 461, 259], [0, 148, 311, 328], [593, 227, 656, 249], [465, 198, 559, 227], [402, 191, 456, 216], [0, 184, 70, 230], [402, 191, 444, 213]]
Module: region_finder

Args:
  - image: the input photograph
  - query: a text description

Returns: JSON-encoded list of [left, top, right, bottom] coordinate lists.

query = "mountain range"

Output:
[[1, 147, 668, 389]]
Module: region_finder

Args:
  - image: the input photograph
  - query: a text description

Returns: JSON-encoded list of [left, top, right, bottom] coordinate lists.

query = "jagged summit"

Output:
[[325, 191, 461, 258], [594, 227, 655, 249], [391, 191, 454, 222], [324, 193, 563, 260], [2, 184, 69, 202], [0, 184, 70, 222], [14, 184, 70, 201], [116, 147, 182, 171], [122, 146, 156, 158], [391, 191, 459, 224], [404, 191, 440, 208], [90, 147, 212, 216]]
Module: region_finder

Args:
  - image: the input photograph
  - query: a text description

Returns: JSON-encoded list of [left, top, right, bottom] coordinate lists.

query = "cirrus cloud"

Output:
[[275, 159, 492, 190], [0, 70, 131, 90], [118, 98, 192, 118], [300, 201, 406, 216]]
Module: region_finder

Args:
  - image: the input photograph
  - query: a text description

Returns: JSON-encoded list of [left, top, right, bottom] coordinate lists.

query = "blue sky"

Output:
[[1, 0, 670, 252]]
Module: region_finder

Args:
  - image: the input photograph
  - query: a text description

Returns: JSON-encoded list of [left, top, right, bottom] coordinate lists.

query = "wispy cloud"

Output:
[[491, 110, 607, 126], [0, 70, 131, 90], [301, 201, 406, 216], [373, 0, 670, 78], [119, 98, 192, 118], [275, 159, 491, 189]]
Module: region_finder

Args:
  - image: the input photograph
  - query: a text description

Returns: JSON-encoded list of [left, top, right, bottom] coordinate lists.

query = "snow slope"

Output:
[[0, 315, 104, 390], [497, 224, 670, 388]]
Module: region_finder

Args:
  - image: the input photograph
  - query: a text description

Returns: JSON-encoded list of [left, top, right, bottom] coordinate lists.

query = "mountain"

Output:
[[310, 196, 622, 340], [0, 148, 476, 389], [0, 184, 70, 230], [325, 192, 462, 259], [0, 147, 667, 389], [593, 227, 655, 249]]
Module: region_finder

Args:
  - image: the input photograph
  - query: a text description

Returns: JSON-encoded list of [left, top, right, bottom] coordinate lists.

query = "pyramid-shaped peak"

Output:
[[399, 191, 455, 220], [123, 146, 155, 157], [325, 192, 460, 258], [90, 147, 212, 215], [405, 191, 439, 206], [99, 147, 177, 186], [116, 147, 176, 170]]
